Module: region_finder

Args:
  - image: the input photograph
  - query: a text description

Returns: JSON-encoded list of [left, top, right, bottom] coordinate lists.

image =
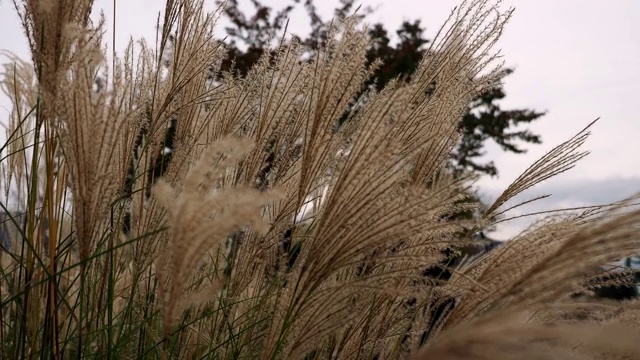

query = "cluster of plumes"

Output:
[[1, 0, 640, 358]]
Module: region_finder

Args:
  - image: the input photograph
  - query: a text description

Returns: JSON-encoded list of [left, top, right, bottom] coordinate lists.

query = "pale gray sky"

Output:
[[1, 0, 638, 238]]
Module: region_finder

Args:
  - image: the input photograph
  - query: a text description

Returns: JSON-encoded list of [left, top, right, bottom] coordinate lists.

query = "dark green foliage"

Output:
[[454, 68, 544, 177]]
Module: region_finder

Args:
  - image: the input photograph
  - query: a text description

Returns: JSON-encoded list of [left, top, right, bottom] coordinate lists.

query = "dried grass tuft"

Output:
[[0, 0, 639, 358]]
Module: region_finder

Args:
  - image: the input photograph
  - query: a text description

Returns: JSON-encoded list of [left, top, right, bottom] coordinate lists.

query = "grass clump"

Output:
[[1, 0, 639, 358]]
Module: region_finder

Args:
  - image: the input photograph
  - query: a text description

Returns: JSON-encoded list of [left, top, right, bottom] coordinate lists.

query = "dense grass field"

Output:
[[1, 0, 640, 358]]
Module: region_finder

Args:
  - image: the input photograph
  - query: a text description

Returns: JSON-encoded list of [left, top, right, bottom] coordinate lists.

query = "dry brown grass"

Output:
[[1, 0, 639, 358]]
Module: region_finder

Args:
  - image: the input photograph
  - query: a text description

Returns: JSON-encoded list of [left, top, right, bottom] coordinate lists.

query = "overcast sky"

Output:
[[1, 0, 638, 238]]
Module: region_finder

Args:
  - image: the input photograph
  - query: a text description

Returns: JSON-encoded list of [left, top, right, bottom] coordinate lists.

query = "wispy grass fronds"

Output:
[[152, 136, 282, 338], [1, 0, 639, 358]]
